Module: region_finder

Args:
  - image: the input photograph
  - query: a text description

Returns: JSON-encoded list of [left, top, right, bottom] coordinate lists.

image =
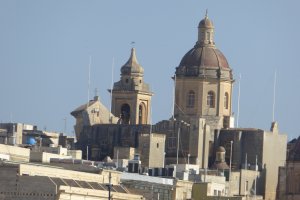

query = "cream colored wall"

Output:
[[148, 133, 165, 168], [0, 164, 141, 200], [37, 146, 68, 156], [188, 118, 210, 168], [58, 186, 143, 200], [15, 123, 23, 145], [218, 81, 232, 117], [67, 150, 82, 159], [30, 152, 72, 163], [19, 164, 121, 185], [0, 144, 30, 162], [262, 131, 287, 200], [175, 180, 193, 200], [175, 78, 203, 117], [114, 147, 135, 160], [175, 78, 232, 120], [239, 169, 259, 196]]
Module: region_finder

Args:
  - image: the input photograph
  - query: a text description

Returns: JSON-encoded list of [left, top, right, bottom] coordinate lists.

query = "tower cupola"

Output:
[[121, 48, 144, 76], [197, 12, 215, 47]]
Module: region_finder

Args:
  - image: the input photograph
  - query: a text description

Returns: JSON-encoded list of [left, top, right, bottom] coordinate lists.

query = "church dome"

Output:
[[175, 14, 232, 79], [179, 46, 229, 69], [121, 48, 144, 75]]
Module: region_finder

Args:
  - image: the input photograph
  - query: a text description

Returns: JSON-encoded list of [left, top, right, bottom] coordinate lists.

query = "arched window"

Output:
[[207, 32, 211, 41], [138, 103, 146, 124], [186, 90, 195, 108], [224, 92, 229, 109], [121, 104, 130, 124], [207, 91, 215, 108]]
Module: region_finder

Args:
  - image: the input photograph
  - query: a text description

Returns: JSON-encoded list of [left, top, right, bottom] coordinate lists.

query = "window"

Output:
[[207, 32, 211, 41], [224, 92, 229, 109], [121, 104, 130, 124], [186, 90, 195, 108], [214, 190, 218, 196], [207, 91, 215, 108], [157, 143, 159, 148], [138, 103, 146, 124]]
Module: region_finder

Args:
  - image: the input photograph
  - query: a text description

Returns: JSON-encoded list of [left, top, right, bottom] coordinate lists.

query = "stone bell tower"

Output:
[[174, 13, 234, 130], [111, 48, 153, 125]]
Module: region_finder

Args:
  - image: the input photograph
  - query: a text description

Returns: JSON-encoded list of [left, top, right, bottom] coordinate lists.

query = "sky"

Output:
[[0, 0, 300, 140]]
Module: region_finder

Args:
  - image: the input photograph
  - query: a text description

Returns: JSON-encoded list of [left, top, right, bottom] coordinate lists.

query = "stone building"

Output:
[[214, 122, 287, 200], [0, 123, 26, 145], [277, 136, 300, 200], [73, 49, 165, 168], [71, 95, 119, 139], [70, 13, 288, 200], [0, 144, 30, 162], [0, 161, 143, 200], [121, 172, 193, 200]]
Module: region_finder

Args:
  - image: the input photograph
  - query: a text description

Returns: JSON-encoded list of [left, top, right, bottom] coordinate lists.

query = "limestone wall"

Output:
[[113, 146, 135, 160], [0, 144, 30, 162], [0, 164, 55, 200], [30, 152, 72, 163], [18, 164, 121, 185], [67, 150, 82, 159], [262, 131, 287, 200], [57, 186, 143, 200], [0, 163, 140, 200]]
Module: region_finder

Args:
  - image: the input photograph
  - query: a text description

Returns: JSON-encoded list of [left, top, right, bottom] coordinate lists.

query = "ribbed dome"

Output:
[[180, 46, 229, 69], [175, 14, 232, 79], [121, 48, 144, 75]]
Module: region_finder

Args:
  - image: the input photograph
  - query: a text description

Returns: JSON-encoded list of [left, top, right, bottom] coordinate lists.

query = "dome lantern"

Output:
[[197, 11, 215, 47]]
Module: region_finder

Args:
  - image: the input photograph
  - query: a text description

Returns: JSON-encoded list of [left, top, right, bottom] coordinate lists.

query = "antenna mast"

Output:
[[88, 56, 92, 103], [172, 75, 176, 120], [109, 57, 114, 123], [272, 70, 277, 122], [236, 74, 241, 128]]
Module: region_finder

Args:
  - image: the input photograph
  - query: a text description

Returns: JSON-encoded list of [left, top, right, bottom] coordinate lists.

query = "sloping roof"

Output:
[[71, 100, 97, 116]]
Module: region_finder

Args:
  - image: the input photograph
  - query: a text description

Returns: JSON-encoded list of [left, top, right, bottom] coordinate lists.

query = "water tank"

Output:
[[26, 137, 36, 145]]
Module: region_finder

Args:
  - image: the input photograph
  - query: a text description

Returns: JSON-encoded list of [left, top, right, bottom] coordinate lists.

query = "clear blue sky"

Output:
[[1, 0, 299, 140]]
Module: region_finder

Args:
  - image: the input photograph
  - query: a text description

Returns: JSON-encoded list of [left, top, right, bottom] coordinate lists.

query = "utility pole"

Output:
[[255, 155, 257, 200], [176, 124, 181, 165], [229, 140, 233, 196], [187, 153, 190, 171], [106, 172, 113, 200], [86, 145, 89, 160]]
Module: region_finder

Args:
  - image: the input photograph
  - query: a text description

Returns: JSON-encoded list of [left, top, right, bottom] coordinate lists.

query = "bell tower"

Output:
[[111, 48, 153, 125]]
